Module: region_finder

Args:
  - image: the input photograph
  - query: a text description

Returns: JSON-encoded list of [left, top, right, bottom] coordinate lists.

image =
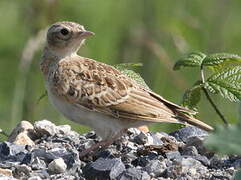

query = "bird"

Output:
[[40, 21, 213, 155]]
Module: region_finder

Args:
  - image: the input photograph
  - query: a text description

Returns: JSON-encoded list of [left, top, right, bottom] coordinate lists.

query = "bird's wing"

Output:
[[52, 57, 134, 107], [53, 57, 213, 131]]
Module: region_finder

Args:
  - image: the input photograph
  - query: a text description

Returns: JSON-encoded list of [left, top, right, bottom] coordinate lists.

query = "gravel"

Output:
[[0, 120, 239, 179]]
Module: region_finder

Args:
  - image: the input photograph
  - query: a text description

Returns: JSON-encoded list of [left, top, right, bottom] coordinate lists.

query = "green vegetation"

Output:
[[174, 52, 241, 125], [174, 52, 241, 177], [0, 0, 240, 139]]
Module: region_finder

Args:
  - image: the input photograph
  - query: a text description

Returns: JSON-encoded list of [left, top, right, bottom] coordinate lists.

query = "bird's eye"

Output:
[[60, 28, 69, 36]]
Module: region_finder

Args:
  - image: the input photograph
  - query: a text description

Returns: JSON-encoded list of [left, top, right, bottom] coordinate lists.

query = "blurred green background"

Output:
[[0, 0, 240, 138]]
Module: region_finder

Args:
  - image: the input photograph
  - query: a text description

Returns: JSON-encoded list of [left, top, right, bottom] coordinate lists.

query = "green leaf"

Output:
[[202, 53, 241, 67], [114, 63, 143, 70], [206, 66, 241, 102], [173, 52, 206, 70], [208, 66, 241, 83], [119, 69, 150, 89], [206, 80, 241, 102], [182, 82, 202, 110], [205, 125, 241, 155], [114, 63, 150, 89]]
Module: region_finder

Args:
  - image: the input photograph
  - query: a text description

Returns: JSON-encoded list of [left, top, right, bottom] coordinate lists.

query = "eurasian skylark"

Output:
[[40, 21, 213, 154]]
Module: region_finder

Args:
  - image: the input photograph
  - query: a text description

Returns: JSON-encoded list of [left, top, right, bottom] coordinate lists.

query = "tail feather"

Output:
[[177, 113, 213, 132]]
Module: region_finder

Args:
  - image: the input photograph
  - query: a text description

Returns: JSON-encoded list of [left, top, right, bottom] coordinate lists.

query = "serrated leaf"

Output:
[[208, 66, 241, 83], [202, 53, 241, 67], [173, 52, 206, 70], [205, 125, 241, 155], [182, 82, 202, 110], [205, 66, 241, 102], [206, 80, 241, 102]]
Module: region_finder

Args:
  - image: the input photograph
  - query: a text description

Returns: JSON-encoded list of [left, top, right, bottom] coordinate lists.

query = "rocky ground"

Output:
[[0, 120, 240, 180]]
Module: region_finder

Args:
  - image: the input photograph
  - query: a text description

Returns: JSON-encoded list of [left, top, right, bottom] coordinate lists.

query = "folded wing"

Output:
[[53, 57, 213, 131]]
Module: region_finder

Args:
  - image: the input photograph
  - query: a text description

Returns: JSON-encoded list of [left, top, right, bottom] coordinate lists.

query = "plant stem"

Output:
[[200, 65, 229, 126]]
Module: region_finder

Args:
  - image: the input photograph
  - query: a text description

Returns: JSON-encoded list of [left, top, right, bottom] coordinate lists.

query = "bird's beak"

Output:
[[79, 31, 95, 38]]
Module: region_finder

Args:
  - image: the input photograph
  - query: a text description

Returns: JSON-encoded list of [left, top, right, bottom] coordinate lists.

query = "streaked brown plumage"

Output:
[[40, 21, 213, 154]]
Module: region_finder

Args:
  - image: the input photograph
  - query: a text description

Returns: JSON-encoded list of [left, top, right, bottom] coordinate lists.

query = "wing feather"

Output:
[[53, 56, 213, 131]]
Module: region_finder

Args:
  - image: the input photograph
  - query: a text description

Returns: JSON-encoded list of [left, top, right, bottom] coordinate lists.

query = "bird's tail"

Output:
[[177, 113, 213, 132]]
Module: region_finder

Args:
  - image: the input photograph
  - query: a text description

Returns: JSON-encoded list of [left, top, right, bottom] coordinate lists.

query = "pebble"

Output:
[[34, 120, 57, 137], [83, 158, 125, 179], [134, 132, 149, 145], [48, 158, 67, 174], [119, 167, 150, 180], [56, 125, 71, 135], [13, 164, 31, 179], [181, 145, 199, 156], [8, 121, 35, 146], [144, 160, 166, 177], [0, 168, 12, 176], [28, 176, 42, 180], [169, 126, 208, 142], [165, 151, 181, 160], [0, 176, 17, 180], [0, 120, 239, 179]]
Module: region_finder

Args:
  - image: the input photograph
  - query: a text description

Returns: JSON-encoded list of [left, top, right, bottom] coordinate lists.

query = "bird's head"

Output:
[[46, 21, 94, 57]]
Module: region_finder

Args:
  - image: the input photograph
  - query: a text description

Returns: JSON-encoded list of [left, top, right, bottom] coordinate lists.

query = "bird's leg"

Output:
[[79, 128, 127, 157]]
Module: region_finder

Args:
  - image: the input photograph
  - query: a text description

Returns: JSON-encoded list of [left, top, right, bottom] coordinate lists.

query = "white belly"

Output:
[[47, 88, 129, 139]]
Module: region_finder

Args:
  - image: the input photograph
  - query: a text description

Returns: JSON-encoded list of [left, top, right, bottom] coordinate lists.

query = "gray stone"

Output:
[[185, 136, 209, 156], [83, 158, 125, 180], [192, 155, 210, 166], [0, 142, 27, 157], [180, 157, 202, 168], [84, 131, 96, 139], [169, 126, 208, 142], [165, 151, 181, 160], [0, 120, 239, 179], [209, 155, 225, 169], [34, 120, 57, 136], [125, 141, 138, 151], [132, 152, 158, 167], [127, 128, 141, 136], [182, 146, 198, 156], [28, 170, 50, 179], [144, 160, 166, 177], [28, 176, 42, 180], [119, 168, 150, 180], [0, 142, 28, 163], [150, 133, 164, 145], [155, 132, 169, 139], [95, 149, 117, 159], [33, 148, 66, 160], [48, 158, 67, 174], [56, 125, 71, 135], [31, 157, 46, 170], [134, 132, 149, 145], [80, 139, 96, 150], [0, 175, 17, 180], [122, 152, 137, 164], [13, 164, 31, 179], [8, 121, 35, 146]]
